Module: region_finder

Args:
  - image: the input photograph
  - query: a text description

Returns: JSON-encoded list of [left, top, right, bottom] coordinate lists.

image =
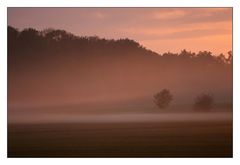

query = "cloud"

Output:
[[94, 12, 108, 19], [151, 9, 187, 20], [118, 20, 232, 41]]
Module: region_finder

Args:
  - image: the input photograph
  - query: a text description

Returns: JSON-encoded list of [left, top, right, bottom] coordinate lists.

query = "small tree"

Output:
[[153, 89, 173, 109], [194, 94, 214, 111]]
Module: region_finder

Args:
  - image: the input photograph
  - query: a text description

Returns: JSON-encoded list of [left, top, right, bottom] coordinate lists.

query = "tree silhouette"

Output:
[[226, 51, 233, 64], [7, 26, 232, 67], [194, 94, 214, 111], [153, 89, 173, 109]]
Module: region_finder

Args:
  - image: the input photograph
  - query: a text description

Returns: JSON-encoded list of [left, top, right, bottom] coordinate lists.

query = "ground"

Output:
[[8, 111, 232, 157]]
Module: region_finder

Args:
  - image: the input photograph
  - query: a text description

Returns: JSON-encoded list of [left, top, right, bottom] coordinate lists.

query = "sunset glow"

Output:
[[8, 8, 232, 55]]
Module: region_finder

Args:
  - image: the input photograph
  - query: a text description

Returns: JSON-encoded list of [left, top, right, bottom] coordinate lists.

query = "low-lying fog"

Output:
[[8, 104, 232, 124]]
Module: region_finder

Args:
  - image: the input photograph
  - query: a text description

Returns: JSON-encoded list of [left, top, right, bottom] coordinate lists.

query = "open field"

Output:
[[8, 112, 232, 157]]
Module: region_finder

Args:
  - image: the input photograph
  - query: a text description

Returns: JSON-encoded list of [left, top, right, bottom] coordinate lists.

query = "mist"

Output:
[[7, 26, 232, 124]]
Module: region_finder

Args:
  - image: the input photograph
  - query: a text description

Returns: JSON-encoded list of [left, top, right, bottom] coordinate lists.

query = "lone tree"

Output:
[[153, 89, 173, 109], [194, 94, 214, 111]]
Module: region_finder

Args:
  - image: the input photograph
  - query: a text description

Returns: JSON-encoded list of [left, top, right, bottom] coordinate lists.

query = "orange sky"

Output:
[[8, 8, 232, 55]]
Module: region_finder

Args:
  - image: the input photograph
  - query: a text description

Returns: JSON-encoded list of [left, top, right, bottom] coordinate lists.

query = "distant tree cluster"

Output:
[[194, 94, 214, 111], [153, 89, 214, 111], [153, 89, 173, 109]]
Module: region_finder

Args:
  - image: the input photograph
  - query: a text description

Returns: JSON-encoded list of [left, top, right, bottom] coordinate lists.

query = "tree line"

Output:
[[8, 26, 232, 67]]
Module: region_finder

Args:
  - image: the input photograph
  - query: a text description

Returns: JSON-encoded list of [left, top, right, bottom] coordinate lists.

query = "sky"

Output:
[[8, 8, 232, 55]]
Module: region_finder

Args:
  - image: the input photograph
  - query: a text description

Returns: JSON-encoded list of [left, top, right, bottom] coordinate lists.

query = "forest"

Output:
[[8, 26, 232, 109]]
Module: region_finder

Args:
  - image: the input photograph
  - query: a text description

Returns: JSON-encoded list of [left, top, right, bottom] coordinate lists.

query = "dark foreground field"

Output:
[[8, 119, 232, 157]]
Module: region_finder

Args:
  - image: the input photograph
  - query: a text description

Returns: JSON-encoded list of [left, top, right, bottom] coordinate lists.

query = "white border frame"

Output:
[[0, 0, 239, 164]]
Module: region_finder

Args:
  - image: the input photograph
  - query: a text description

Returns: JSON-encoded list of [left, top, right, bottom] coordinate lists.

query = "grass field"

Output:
[[8, 112, 232, 157]]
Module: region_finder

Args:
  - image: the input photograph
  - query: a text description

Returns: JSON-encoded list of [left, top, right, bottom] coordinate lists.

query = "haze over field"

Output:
[[8, 26, 232, 112]]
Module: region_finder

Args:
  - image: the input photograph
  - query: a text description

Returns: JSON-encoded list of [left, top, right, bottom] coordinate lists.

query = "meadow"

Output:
[[8, 109, 232, 157]]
